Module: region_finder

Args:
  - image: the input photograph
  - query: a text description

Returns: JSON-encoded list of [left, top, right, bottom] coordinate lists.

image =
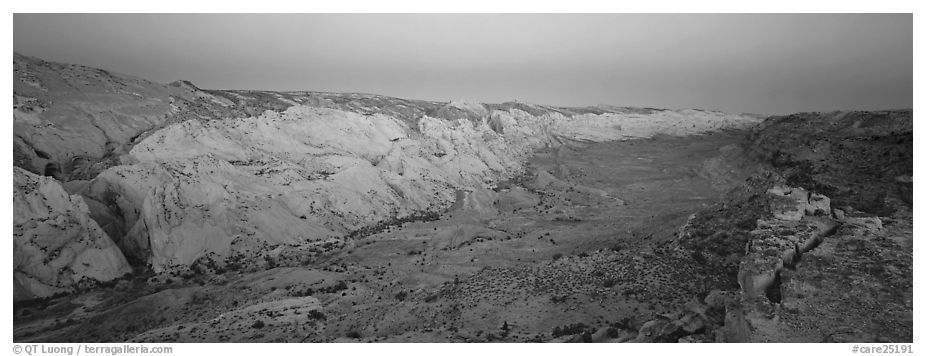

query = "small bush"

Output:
[[251, 320, 265, 329], [395, 291, 408, 301], [551, 323, 589, 338], [319, 281, 348, 294], [291, 287, 314, 297], [307, 310, 326, 321], [600, 278, 618, 288], [552, 253, 563, 261], [346, 330, 362, 339]]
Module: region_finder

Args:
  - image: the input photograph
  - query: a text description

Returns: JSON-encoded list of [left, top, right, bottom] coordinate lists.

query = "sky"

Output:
[[13, 13, 912, 115]]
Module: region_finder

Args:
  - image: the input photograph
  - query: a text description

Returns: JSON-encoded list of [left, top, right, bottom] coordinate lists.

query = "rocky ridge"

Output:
[[627, 110, 913, 343]]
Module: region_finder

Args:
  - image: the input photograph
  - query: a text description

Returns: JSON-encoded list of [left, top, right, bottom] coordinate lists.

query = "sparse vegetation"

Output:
[[551, 323, 589, 338], [306, 310, 326, 321]]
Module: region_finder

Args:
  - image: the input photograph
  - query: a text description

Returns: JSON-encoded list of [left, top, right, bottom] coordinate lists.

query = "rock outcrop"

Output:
[[79, 104, 758, 272], [81, 106, 533, 271], [668, 109, 913, 343], [737, 185, 838, 300], [13, 167, 131, 301]]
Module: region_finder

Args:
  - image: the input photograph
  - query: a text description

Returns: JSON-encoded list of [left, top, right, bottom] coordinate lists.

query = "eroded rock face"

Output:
[[82, 106, 528, 271], [548, 109, 757, 142], [13, 167, 131, 301], [81, 104, 759, 272], [13, 53, 177, 181]]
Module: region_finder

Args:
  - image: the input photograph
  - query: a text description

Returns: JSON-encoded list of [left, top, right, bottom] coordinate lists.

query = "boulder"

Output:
[[717, 306, 752, 342], [806, 193, 831, 216], [767, 185, 809, 221], [632, 318, 685, 343]]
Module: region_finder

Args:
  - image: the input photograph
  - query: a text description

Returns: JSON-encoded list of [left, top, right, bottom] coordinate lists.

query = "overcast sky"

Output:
[[14, 13, 912, 115]]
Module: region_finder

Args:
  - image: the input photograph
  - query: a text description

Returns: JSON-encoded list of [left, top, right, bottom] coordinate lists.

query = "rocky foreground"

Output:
[[12, 53, 912, 343]]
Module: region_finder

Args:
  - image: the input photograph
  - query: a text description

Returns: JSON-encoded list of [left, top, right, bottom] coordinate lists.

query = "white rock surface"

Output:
[[547, 109, 759, 142], [83, 105, 759, 272], [767, 185, 810, 221], [13, 53, 175, 177], [13, 167, 131, 301]]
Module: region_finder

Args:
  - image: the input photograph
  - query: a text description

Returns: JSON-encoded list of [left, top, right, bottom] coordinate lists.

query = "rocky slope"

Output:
[[13, 53, 762, 279], [78, 104, 759, 273], [14, 53, 174, 181], [14, 167, 131, 301], [662, 110, 913, 342]]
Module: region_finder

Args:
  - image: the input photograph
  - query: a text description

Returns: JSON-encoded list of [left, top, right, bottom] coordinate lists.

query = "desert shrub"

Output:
[[551, 323, 589, 338], [307, 310, 326, 321], [189, 291, 211, 305], [251, 320, 265, 329], [290, 287, 314, 297], [600, 278, 617, 288], [319, 281, 348, 294]]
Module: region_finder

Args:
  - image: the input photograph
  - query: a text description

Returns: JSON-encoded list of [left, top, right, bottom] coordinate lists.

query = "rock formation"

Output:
[[667, 109, 913, 343], [13, 53, 176, 181], [13, 167, 131, 300], [71, 101, 759, 272]]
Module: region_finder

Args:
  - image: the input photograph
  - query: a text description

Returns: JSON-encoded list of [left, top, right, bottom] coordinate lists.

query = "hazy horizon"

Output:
[[14, 13, 912, 115]]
